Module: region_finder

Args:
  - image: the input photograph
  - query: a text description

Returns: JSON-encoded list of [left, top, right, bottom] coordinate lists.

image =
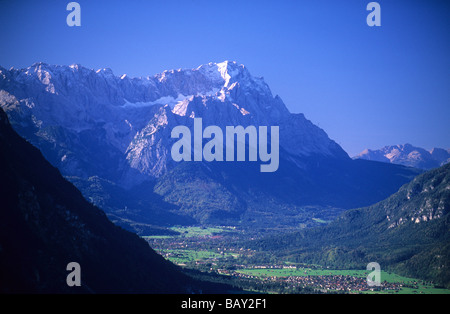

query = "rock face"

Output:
[[0, 61, 421, 227], [0, 61, 347, 182], [354, 144, 450, 170]]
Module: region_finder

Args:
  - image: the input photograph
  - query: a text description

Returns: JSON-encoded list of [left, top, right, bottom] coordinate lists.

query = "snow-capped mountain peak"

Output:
[[0, 61, 422, 228], [0, 61, 348, 182], [354, 144, 450, 170]]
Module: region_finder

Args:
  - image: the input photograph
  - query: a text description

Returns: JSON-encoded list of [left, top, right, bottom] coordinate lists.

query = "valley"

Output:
[[145, 225, 450, 294], [1, 0, 449, 297], [1, 61, 448, 294]]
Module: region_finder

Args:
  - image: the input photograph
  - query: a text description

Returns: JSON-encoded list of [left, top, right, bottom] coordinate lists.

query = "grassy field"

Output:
[[170, 226, 233, 237], [237, 267, 424, 282], [145, 225, 450, 294], [238, 268, 367, 278], [237, 267, 450, 294], [143, 226, 234, 239], [161, 249, 238, 265]]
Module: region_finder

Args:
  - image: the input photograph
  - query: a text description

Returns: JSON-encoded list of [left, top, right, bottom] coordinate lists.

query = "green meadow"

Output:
[[143, 226, 234, 239], [236, 267, 450, 294]]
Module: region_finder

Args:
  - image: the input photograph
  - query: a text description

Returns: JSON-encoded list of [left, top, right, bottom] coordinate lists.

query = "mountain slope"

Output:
[[249, 163, 450, 287], [0, 61, 346, 181], [0, 61, 421, 227], [354, 143, 450, 170], [0, 108, 224, 293]]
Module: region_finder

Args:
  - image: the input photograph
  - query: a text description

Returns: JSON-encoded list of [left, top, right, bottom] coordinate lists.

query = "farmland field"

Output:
[[145, 225, 450, 294]]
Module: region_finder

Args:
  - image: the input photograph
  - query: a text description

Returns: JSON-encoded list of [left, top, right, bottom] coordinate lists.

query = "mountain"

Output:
[[0, 61, 346, 180], [354, 144, 450, 170], [0, 61, 421, 228], [0, 108, 227, 293], [249, 163, 450, 287]]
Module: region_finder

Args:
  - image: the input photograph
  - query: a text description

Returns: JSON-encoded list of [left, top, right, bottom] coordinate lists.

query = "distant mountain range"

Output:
[[1, 60, 447, 291], [0, 61, 421, 229], [354, 144, 450, 170], [0, 107, 229, 293], [249, 162, 450, 287]]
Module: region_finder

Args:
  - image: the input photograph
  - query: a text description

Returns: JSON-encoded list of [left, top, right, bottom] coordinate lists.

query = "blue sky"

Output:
[[1, 0, 449, 156]]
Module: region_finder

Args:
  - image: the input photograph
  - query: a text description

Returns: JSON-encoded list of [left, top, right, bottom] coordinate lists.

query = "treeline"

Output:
[[244, 164, 450, 288]]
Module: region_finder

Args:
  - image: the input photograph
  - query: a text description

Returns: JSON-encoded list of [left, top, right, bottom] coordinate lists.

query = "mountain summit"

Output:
[[354, 144, 450, 170], [0, 61, 345, 181], [0, 62, 420, 227]]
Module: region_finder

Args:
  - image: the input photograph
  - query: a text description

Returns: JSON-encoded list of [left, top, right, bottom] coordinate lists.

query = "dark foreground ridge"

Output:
[[0, 108, 229, 293]]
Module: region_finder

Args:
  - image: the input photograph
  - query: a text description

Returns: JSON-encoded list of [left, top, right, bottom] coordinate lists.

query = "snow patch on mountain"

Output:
[[354, 144, 450, 170], [0, 60, 349, 184]]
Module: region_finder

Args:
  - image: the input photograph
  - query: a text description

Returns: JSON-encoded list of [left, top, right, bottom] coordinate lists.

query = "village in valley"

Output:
[[144, 226, 444, 294]]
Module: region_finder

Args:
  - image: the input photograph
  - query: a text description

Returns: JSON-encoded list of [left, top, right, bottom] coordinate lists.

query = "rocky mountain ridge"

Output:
[[354, 143, 450, 170], [0, 61, 421, 227]]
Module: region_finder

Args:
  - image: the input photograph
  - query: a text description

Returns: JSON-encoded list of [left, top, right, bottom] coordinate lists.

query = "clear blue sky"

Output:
[[1, 0, 449, 156]]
